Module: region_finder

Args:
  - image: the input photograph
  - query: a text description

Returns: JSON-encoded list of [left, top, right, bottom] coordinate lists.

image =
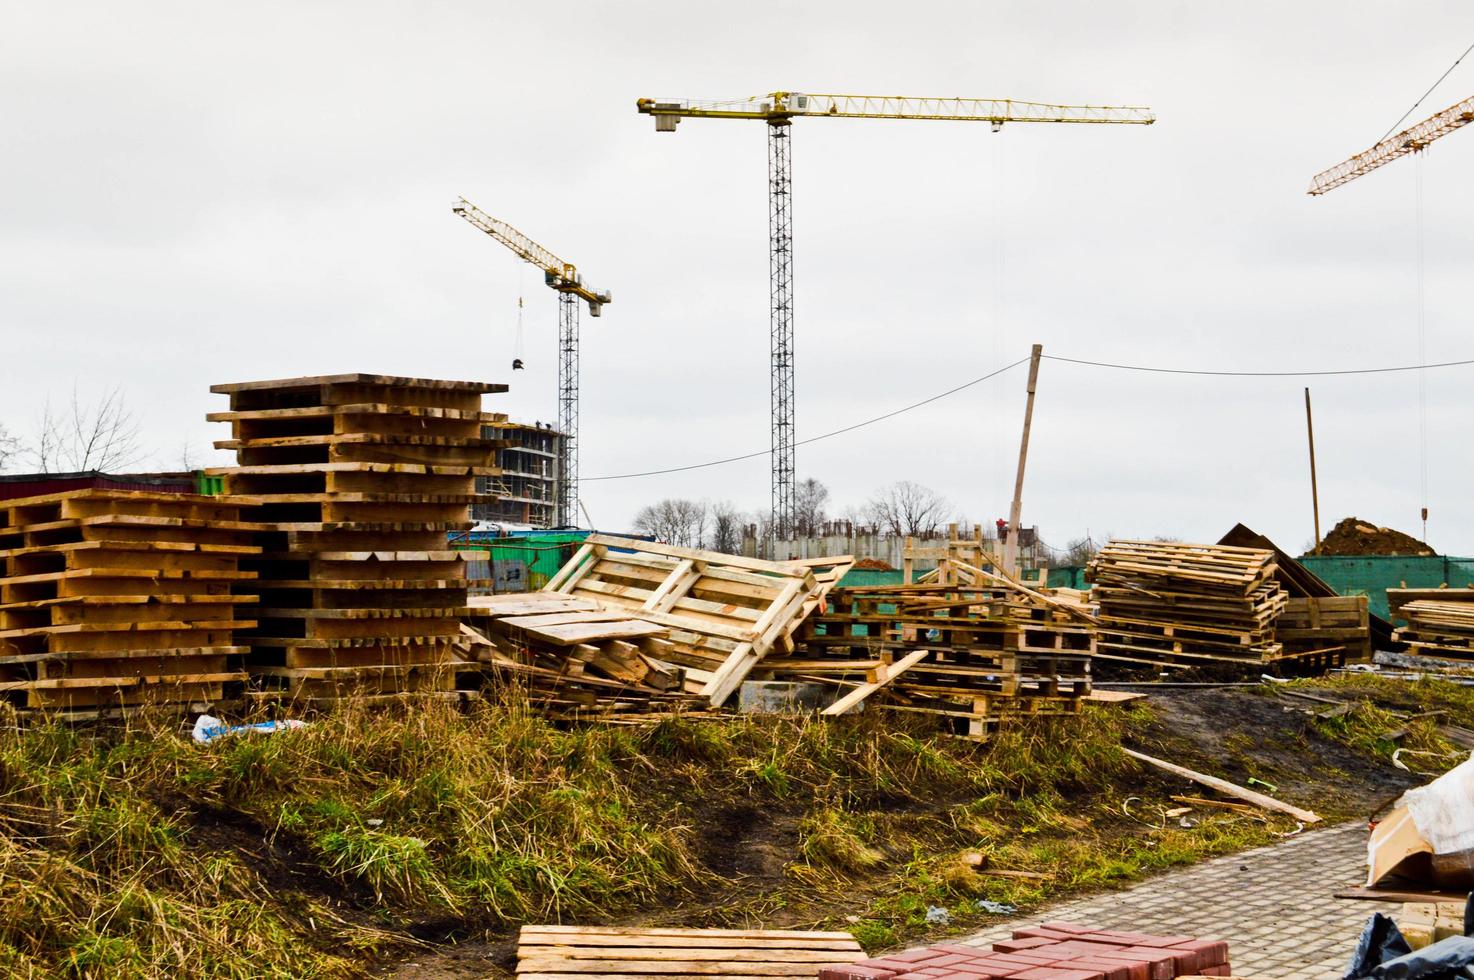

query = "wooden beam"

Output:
[[1002, 343, 1043, 574], [1121, 748, 1321, 823], [821, 650, 930, 715]]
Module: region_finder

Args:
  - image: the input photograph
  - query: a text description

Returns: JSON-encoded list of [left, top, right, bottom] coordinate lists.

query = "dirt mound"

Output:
[[1312, 517, 1434, 557], [853, 557, 894, 571]]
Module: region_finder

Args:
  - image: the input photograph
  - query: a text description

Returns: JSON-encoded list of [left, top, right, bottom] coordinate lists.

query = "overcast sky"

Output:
[[3, 1, 1472, 555]]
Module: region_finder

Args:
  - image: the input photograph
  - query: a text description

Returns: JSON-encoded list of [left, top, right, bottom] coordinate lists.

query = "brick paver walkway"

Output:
[[963, 822, 1374, 980]]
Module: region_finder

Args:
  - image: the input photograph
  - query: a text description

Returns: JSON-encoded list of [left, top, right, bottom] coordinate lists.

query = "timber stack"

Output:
[[0, 489, 258, 716], [1087, 540, 1288, 667], [207, 373, 504, 703], [457, 592, 706, 719], [783, 558, 1094, 739], [1394, 600, 1474, 659]]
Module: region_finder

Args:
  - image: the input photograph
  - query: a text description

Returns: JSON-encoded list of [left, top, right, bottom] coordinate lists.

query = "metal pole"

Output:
[[1305, 387, 1321, 554], [558, 292, 579, 527], [1002, 344, 1043, 575], [768, 119, 795, 549]]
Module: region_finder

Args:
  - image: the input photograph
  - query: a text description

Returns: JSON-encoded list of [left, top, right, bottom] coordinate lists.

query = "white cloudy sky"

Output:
[[3, 1, 1472, 555]]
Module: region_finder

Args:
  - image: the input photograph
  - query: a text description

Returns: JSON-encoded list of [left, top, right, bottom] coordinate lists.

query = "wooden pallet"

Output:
[[1396, 599, 1474, 661], [0, 490, 257, 713], [543, 535, 853, 706], [515, 924, 866, 978], [207, 374, 503, 701], [1278, 595, 1371, 662]]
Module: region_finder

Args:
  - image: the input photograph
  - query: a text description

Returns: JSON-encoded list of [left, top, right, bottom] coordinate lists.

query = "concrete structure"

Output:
[[475, 421, 563, 529]]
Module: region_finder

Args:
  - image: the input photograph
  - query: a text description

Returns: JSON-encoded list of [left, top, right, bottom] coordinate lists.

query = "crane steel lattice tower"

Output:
[[453, 197, 610, 527], [637, 93, 1154, 545], [1308, 92, 1474, 194]]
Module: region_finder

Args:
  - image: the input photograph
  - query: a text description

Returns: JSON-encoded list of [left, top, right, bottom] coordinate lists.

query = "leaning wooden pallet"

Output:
[[1087, 540, 1288, 668], [543, 534, 853, 706], [515, 924, 866, 978], [207, 373, 505, 703], [0, 489, 259, 716]]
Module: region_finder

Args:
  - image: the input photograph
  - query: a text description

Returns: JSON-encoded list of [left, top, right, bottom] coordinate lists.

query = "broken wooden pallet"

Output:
[[515, 924, 866, 978], [542, 535, 853, 706]]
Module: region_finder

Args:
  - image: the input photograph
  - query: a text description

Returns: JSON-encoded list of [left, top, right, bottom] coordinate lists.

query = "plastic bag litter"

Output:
[[976, 900, 1017, 915], [925, 906, 951, 926], [191, 714, 308, 744], [1344, 912, 1414, 979], [1344, 896, 1474, 979]]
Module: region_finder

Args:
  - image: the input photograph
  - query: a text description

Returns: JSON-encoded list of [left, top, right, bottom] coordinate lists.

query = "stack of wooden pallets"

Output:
[[1394, 600, 1474, 659], [0, 490, 258, 717], [457, 592, 706, 719], [1087, 540, 1288, 667], [784, 567, 1094, 738], [207, 373, 504, 703], [542, 534, 853, 706], [1275, 596, 1371, 668]]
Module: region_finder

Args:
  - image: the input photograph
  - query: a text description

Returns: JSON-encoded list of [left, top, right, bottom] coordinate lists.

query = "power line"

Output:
[[1379, 41, 1474, 143], [1042, 353, 1474, 377], [582, 356, 1030, 481]]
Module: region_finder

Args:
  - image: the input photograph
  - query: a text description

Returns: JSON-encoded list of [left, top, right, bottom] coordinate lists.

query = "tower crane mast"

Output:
[[637, 92, 1154, 546], [453, 196, 611, 528]]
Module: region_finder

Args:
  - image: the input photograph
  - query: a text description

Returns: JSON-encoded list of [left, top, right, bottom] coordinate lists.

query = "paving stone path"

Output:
[[962, 822, 1374, 980]]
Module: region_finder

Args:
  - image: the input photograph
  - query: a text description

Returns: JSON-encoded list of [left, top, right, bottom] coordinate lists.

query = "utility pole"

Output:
[[1002, 344, 1043, 575], [1304, 387, 1322, 555]]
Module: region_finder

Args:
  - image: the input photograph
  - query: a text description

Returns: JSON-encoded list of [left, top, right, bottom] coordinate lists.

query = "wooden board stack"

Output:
[[1087, 540, 1288, 668], [543, 534, 853, 706], [785, 567, 1093, 738], [0, 490, 258, 716], [457, 592, 706, 719], [1394, 600, 1474, 659], [206, 373, 504, 703], [1275, 595, 1371, 668], [515, 924, 867, 978]]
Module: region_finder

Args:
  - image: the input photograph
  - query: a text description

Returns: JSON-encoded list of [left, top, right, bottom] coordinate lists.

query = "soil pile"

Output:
[[853, 557, 894, 571], [1312, 517, 1434, 557]]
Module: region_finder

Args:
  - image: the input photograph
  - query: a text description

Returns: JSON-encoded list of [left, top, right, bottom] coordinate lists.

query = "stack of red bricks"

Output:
[[819, 922, 1231, 980]]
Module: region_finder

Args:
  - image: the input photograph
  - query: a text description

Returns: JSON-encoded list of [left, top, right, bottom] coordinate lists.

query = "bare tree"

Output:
[[28, 386, 143, 474], [0, 422, 18, 473], [632, 498, 709, 548], [864, 481, 952, 537], [792, 477, 830, 538], [1060, 535, 1100, 566], [709, 500, 743, 555]]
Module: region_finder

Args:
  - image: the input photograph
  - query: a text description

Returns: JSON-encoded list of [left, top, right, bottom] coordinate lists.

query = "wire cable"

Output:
[[582, 356, 1030, 481], [1042, 353, 1474, 377], [1379, 41, 1474, 143]]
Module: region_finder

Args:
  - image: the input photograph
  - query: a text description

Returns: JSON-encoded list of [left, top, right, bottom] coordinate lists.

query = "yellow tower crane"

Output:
[[636, 93, 1155, 544], [1308, 92, 1474, 194], [453, 196, 611, 527]]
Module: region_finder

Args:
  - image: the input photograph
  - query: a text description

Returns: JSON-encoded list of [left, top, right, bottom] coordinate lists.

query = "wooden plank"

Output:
[[821, 649, 930, 715], [1121, 748, 1321, 823], [519, 927, 857, 942], [513, 620, 667, 647], [516, 960, 841, 976]]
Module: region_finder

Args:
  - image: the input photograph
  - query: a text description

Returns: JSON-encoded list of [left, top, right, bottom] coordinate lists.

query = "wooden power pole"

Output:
[[1003, 344, 1043, 574], [1305, 387, 1322, 554]]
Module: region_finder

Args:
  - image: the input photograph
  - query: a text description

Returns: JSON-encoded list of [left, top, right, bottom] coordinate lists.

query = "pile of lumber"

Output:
[[1394, 600, 1474, 658], [207, 373, 503, 703], [0, 490, 257, 716], [1088, 540, 1288, 667], [516, 925, 866, 978], [542, 535, 853, 706], [783, 559, 1094, 738], [457, 592, 705, 719]]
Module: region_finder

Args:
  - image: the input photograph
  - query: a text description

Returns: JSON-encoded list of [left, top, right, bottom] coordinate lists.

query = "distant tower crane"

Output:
[[453, 196, 611, 527], [1308, 92, 1474, 194], [636, 93, 1155, 542]]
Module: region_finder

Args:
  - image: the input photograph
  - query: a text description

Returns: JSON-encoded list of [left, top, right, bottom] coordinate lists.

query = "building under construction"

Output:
[[476, 420, 563, 529]]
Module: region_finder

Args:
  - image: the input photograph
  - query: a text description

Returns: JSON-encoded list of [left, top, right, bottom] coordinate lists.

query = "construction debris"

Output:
[[207, 373, 504, 703], [457, 593, 705, 719], [1120, 748, 1321, 824], [515, 924, 866, 978], [1088, 540, 1289, 668], [541, 534, 853, 706], [0, 490, 258, 716], [780, 560, 1093, 739]]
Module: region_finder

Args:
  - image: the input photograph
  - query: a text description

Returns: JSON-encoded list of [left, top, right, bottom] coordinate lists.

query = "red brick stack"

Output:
[[819, 923, 1230, 980]]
